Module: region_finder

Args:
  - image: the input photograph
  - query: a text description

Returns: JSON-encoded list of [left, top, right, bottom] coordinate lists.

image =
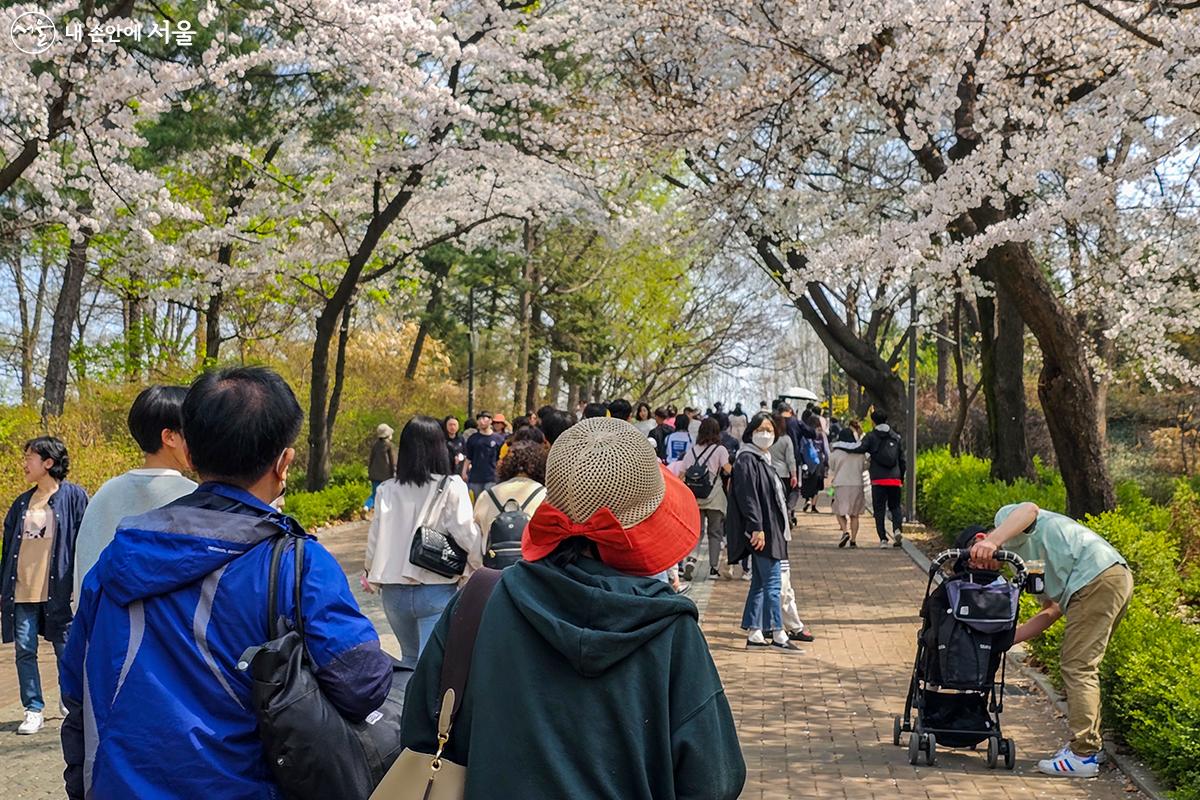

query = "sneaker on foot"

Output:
[[709, 567, 720, 578], [838, 532, 850, 548], [879, 540, 890, 549], [682, 558, 697, 581], [892, 531, 904, 547], [17, 710, 44, 735], [1036, 747, 1100, 777], [849, 541, 858, 548], [740, 569, 752, 581]]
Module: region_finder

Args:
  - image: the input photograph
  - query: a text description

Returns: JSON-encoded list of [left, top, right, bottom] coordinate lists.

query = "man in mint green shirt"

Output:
[[970, 502, 1132, 778]]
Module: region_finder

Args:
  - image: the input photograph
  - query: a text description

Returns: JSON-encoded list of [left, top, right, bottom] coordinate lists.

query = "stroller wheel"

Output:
[[908, 732, 921, 765], [925, 734, 937, 766], [893, 716, 902, 747], [1004, 738, 1016, 770], [986, 737, 999, 769]]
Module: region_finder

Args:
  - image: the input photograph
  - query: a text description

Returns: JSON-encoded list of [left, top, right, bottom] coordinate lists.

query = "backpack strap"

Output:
[[485, 488, 505, 513], [518, 485, 545, 511], [439, 567, 503, 723], [266, 533, 307, 642]]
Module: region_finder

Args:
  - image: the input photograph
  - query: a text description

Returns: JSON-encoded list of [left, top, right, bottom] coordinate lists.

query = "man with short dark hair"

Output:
[[61, 367, 392, 799], [73, 385, 197, 600], [607, 398, 633, 422], [846, 409, 906, 548], [465, 411, 505, 497], [582, 402, 608, 419]]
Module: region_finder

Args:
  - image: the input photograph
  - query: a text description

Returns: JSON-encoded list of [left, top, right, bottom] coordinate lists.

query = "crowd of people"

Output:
[[0, 372, 1133, 794]]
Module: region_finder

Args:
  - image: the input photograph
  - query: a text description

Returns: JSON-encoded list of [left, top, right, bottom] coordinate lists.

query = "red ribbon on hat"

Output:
[[522, 502, 636, 562]]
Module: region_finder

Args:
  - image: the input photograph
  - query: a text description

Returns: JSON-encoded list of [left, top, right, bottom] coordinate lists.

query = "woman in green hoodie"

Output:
[[400, 416, 745, 799]]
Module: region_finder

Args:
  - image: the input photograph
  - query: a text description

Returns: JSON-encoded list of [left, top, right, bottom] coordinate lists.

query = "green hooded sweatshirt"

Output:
[[400, 557, 746, 799]]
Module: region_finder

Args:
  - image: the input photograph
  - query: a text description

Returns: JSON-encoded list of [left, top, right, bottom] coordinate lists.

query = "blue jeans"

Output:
[[365, 480, 382, 510], [741, 554, 783, 632], [380, 583, 458, 669], [13, 603, 65, 712]]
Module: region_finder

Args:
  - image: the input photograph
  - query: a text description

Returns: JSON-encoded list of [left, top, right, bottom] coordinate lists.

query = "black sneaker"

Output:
[[849, 541, 858, 548], [892, 531, 904, 548], [709, 568, 720, 578], [838, 532, 850, 548], [771, 640, 804, 653]]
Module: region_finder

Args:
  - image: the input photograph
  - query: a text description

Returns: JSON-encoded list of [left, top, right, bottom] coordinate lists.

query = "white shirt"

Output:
[[365, 475, 482, 585]]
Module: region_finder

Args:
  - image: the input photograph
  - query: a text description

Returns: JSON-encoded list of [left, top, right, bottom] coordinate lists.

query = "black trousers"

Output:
[[871, 484, 903, 540]]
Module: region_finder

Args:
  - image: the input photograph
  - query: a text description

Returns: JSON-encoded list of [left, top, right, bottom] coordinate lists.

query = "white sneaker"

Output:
[[740, 569, 752, 581], [879, 540, 890, 549], [17, 710, 44, 735], [1036, 746, 1100, 777]]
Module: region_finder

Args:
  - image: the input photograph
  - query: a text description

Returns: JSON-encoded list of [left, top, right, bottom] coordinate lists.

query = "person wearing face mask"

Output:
[[60, 367, 394, 799], [726, 413, 801, 652]]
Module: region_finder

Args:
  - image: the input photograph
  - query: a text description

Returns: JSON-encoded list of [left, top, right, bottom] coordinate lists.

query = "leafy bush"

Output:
[[284, 480, 370, 531], [916, 448, 1065, 541]]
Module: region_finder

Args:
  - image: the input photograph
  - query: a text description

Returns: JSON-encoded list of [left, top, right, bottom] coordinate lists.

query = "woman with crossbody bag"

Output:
[[365, 416, 480, 669]]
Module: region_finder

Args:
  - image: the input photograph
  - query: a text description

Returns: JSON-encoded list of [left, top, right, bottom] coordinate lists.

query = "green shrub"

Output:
[[284, 480, 369, 531], [1102, 601, 1200, 800], [1115, 480, 1173, 534], [916, 449, 1065, 542]]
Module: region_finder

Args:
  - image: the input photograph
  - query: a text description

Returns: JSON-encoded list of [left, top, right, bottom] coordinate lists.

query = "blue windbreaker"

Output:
[[60, 483, 392, 799]]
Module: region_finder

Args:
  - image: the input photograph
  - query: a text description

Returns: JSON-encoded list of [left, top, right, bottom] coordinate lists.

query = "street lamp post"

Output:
[[905, 284, 919, 522], [467, 286, 476, 422]]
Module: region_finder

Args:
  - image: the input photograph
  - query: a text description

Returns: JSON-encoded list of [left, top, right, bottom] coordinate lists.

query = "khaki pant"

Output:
[[1060, 564, 1134, 755]]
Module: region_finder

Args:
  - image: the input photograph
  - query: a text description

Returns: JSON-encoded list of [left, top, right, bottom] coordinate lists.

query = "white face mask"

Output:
[[752, 430, 774, 451]]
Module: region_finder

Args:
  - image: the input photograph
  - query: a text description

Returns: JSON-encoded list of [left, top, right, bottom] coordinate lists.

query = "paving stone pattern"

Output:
[[0, 516, 1144, 798]]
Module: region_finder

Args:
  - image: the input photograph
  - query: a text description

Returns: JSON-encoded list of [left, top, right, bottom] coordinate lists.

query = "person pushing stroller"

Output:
[[969, 502, 1132, 778]]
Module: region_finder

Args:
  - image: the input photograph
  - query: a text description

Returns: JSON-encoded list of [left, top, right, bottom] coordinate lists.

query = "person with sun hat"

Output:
[[400, 416, 745, 799]]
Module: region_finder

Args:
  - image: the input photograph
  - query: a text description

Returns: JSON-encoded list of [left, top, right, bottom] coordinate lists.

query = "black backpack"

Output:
[[873, 431, 901, 469], [483, 486, 544, 568], [683, 445, 717, 498]]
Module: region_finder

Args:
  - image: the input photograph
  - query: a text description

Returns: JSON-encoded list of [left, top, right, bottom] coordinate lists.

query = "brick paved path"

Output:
[[705, 510, 1142, 799], [0, 516, 1144, 798]]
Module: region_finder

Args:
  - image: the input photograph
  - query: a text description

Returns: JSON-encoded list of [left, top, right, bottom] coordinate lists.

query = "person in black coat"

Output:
[[726, 413, 801, 652], [845, 409, 907, 547]]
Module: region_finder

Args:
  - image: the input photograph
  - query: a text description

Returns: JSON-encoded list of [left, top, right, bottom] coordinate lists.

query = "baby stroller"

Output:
[[893, 541, 1030, 769]]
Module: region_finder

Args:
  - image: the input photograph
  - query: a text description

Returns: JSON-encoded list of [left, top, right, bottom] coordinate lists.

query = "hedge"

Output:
[[920, 450, 1200, 800], [284, 480, 370, 531]]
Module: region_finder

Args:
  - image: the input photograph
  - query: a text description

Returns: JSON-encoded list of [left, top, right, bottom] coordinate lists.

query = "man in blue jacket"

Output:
[[60, 366, 393, 799]]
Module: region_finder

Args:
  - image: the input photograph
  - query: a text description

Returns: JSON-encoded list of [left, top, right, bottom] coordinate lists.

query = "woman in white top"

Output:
[[664, 413, 694, 464], [365, 415, 481, 669], [828, 427, 868, 548], [632, 402, 657, 435], [671, 418, 731, 580]]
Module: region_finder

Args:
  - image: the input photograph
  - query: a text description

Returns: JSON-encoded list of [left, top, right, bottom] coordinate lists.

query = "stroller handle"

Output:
[[930, 548, 1027, 580]]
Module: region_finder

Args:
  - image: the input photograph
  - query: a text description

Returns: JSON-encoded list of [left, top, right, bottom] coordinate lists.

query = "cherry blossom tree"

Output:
[[570, 0, 1200, 516]]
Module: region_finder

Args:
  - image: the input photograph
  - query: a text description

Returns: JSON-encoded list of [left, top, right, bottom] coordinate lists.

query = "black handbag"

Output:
[[239, 534, 412, 799], [408, 477, 468, 578]]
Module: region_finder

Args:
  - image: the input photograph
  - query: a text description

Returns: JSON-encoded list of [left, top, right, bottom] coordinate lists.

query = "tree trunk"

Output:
[[125, 290, 145, 381], [755, 239, 908, 433], [513, 225, 537, 414], [405, 256, 452, 380], [984, 237, 1114, 516], [205, 288, 223, 362], [975, 278, 1035, 482], [545, 355, 562, 408], [524, 297, 543, 413], [43, 223, 93, 419], [935, 317, 950, 406], [566, 381, 581, 414]]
